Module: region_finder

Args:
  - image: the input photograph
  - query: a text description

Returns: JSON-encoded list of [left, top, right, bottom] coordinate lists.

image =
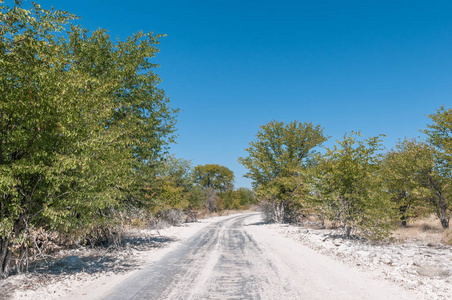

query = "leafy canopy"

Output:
[[0, 0, 177, 277], [307, 132, 396, 239], [238, 120, 327, 188], [193, 164, 234, 192]]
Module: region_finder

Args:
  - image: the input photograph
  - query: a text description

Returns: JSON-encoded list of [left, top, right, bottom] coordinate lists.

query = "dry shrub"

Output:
[[158, 209, 186, 226], [259, 201, 277, 223]]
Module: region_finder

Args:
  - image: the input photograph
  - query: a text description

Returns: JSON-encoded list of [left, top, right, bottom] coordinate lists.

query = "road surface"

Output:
[[104, 213, 419, 300]]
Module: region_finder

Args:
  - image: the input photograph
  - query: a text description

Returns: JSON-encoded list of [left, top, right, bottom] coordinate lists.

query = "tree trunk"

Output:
[[427, 175, 450, 229], [0, 236, 12, 279], [344, 224, 352, 238], [399, 205, 409, 227], [206, 188, 217, 213], [434, 194, 450, 229], [343, 214, 352, 238], [438, 203, 450, 229], [273, 201, 285, 223]]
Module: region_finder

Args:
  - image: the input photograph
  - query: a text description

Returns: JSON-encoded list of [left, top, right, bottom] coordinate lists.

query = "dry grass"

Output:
[[298, 214, 452, 245], [392, 215, 452, 245]]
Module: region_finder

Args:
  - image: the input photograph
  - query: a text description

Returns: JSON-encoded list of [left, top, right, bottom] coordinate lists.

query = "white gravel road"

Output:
[[7, 212, 445, 299], [104, 213, 419, 299]]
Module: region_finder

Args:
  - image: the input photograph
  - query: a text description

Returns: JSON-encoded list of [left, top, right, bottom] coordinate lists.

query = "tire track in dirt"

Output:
[[104, 213, 301, 300]]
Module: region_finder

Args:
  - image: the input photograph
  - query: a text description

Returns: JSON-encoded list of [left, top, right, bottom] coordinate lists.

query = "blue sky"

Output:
[[33, 0, 452, 188]]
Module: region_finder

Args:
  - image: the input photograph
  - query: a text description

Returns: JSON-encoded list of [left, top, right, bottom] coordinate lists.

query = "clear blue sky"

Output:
[[34, 0, 452, 188]]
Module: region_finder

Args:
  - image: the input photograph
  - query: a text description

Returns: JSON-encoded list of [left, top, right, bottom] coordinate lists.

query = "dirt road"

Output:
[[104, 213, 420, 300]]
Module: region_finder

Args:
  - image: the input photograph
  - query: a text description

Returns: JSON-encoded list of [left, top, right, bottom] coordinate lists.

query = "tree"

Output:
[[193, 164, 234, 192], [238, 120, 327, 223], [219, 188, 256, 210], [381, 139, 433, 226], [219, 190, 241, 210], [236, 187, 257, 208], [0, 1, 177, 278], [147, 156, 193, 215], [193, 164, 234, 212], [256, 175, 307, 223], [423, 106, 452, 163], [308, 132, 396, 239], [422, 106, 452, 228]]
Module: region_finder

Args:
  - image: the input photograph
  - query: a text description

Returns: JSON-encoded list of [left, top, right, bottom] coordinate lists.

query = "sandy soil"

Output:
[[267, 222, 452, 300], [102, 213, 418, 299], [1, 214, 234, 300], [1, 213, 451, 299]]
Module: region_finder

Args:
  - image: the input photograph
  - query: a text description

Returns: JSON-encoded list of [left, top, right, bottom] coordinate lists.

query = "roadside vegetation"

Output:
[[239, 107, 452, 241], [1, 0, 451, 283], [0, 1, 255, 279]]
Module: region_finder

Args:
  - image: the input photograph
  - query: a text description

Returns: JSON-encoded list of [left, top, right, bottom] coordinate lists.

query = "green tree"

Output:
[[193, 164, 234, 212], [218, 188, 255, 210], [308, 132, 396, 239], [219, 190, 242, 210], [381, 139, 432, 226], [193, 164, 234, 192], [0, 1, 176, 278], [423, 106, 452, 162], [148, 156, 193, 215], [236, 187, 256, 208], [238, 120, 327, 223], [422, 106, 452, 228]]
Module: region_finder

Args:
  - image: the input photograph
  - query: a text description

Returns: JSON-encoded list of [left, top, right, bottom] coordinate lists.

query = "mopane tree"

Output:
[[0, 1, 176, 278], [238, 120, 327, 223]]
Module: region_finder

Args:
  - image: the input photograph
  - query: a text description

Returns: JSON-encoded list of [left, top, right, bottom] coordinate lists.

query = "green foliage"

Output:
[[236, 187, 257, 207], [238, 120, 327, 187], [193, 164, 234, 192], [421, 107, 452, 228], [238, 120, 327, 223], [187, 185, 208, 210], [308, 132, 396, 240], [256, 176, 307, 223], [147, 156, 193, 214], [0, 1, 177, 278], [219, 187, 256, 210], [424, 106, 452, 162], [381, 139, 433, 225], [219, 190, 241, 210]]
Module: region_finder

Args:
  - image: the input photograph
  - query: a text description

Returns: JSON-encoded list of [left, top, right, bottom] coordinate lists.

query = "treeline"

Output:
[[0, 1, 254, 279], [239, 107, 452, 240], [147, 159, 256, 219]]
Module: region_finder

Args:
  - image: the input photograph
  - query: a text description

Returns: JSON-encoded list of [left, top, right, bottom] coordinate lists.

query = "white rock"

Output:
[[356, 250, 371, 257], [337, 244, 349, 252]]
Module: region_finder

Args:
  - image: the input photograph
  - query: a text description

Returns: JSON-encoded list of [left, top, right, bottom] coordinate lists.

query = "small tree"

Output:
[[193, 164, 234, 212], [149, 156, 193, 216], [236, 187, 256, 208], [193, 164, 234, 192], [238, 120, 327, 223], [382, 139, 433, 226], [308, 132, 396, 239], [422, 106, 452, 228], [256, 176, 306, 223], [219, 187, 256, 210]]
